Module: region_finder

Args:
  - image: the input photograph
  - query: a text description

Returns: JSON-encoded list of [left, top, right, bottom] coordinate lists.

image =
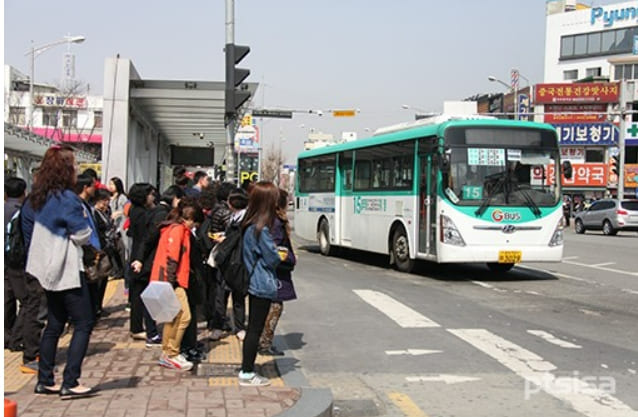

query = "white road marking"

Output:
[[405, 374, 481, 384], [471, 281, 507, 293], [622, 289, 638, 296], [629, 369, 637, 375], [590, 262, 615, 267], [562, 259, 638, 277], [449, 329, 638, 417], [562, 256, 580, 260], [353, 290, 440, 328], [527, 330, 582, 349], [385, 349, 442, 356]]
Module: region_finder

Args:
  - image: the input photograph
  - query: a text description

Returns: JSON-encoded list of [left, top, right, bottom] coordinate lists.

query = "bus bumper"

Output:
[[437, 244, 564, 263]]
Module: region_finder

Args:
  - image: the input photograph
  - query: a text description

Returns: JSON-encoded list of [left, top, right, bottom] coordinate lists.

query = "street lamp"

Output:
[[487, 75, 511, 91], [25, 35, 86, 128]]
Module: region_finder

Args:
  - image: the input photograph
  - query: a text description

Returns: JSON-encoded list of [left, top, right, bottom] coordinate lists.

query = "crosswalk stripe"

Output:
[[449, 329, 637, 417], [353, 290, 440, 328]]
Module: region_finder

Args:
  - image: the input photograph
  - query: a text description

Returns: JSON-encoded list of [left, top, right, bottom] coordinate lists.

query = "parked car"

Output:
[[574, 199, 638, 235]]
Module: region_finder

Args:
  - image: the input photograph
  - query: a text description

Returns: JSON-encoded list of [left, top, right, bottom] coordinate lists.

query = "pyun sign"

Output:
[[591, 5, 638, 28]]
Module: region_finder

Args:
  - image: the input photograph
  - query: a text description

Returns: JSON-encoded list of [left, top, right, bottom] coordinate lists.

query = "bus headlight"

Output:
[[548, 220, 564, 247], [440, 215, 466, 246]]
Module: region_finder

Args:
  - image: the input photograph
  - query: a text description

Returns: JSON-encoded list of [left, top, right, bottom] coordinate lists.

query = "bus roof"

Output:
[[297, 117, 558, 159]]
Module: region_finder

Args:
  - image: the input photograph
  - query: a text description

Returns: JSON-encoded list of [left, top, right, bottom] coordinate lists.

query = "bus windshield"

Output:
[[443, 128, 561, 210]]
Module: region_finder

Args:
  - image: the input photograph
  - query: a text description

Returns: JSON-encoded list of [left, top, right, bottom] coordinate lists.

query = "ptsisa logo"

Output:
[[491, 209, 521, 222]]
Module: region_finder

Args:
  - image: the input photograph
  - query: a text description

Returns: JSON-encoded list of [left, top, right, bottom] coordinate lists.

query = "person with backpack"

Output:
[[22, 145, 97, 398], [5, 177, 45, 373], [238, 181, 282, 387], [150, 197, 203, 371], [259, 189, 297, 356]]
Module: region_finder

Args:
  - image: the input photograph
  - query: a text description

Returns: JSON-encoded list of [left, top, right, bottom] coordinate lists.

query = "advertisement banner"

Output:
[[535, 82, 620, 104], [234, 125, 260, 152], [553, 123, 618, 146], [33, 95, 87, 108], [531, 163, 607, 187], [625, 164, 638, 189], [544, 104, 608, 123], [560, 147, 585, 162]]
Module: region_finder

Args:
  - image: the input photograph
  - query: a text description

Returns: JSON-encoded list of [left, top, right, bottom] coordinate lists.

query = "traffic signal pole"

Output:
[[618, 80, 627, 199], [225, 0, 236, 183]]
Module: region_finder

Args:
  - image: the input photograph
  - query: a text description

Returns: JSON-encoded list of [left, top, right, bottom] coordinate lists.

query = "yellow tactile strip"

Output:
[[206, 330, 284, 387], [3, 279, 120, 393]]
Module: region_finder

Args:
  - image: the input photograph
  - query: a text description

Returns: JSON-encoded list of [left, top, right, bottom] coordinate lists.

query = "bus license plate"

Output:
[[498, 251, 522, 264]]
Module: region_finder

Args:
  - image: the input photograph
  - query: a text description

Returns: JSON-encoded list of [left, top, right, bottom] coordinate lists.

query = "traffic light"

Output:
[[611, 155, 620, 176], [225, 44, 251, 118]]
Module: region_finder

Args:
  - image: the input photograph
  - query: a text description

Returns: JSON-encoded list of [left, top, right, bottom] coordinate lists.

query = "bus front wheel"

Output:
[[318, 219, 333, 256], [392, 227, 414, 273], [487, 262, 514, 273]]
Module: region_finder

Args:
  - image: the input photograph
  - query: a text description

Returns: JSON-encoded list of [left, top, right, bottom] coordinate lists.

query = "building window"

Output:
[[93, 111, 103, 128], [585, 67, 601, 78], [43, 110, 58, 127], [560, 26, 638, 60], [8, 108, 26, 126], [614, 63, 638, 80], [585, 148, 604, 163], [62, 110, 77, 128], [563, 70, 578, 81]]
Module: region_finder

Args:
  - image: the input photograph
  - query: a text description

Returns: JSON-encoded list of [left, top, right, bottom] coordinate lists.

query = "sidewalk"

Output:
[[4, 280, 332, 417]]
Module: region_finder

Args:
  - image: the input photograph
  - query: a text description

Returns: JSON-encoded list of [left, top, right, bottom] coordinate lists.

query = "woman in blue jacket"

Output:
[[239, 182, 281, 386]]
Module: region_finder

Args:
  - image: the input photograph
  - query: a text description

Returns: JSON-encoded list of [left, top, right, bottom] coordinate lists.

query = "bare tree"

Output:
[[261, 144, 285, 183]]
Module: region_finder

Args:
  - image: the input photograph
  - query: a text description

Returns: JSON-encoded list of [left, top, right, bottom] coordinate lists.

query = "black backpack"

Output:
[[5, 208, 26, 269], [213, 221, 256, 295]]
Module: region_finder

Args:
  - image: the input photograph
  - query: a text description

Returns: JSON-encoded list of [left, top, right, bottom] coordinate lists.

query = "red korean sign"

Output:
[[531, 163, 607, 187], [544, 104, 608, 123], [535, 83, 620, 104]]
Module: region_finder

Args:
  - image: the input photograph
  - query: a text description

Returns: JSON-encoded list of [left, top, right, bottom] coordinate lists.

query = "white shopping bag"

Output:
[[141, 281, 181, 323]]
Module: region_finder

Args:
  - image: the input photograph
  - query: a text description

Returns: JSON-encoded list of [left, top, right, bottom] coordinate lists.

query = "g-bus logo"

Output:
[[491, 209, 521, 222]]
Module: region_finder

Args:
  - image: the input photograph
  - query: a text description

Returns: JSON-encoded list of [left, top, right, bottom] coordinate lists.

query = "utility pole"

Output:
[[225, 0, 235, 183]]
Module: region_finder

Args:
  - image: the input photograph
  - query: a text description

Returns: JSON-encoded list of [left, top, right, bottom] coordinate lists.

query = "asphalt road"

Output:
[[277, 228, 638, 417]]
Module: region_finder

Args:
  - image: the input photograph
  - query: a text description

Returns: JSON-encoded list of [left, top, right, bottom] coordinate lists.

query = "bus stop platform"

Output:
[[4, 280, 332, 417]]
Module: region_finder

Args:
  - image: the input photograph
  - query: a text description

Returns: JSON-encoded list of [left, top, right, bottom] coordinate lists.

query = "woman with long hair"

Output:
[[258, 189, 297, 356], [127, 183, 160, 345], [150, 197, 203, 370], [239, 181, 282, 386], [23, 145, 97, 398], [108, 177, 128, 279]]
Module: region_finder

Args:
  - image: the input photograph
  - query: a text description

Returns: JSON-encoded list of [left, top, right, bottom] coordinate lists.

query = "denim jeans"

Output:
[[39, 274, 95, 388]]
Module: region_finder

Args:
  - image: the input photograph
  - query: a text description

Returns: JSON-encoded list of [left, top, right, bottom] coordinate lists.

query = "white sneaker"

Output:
[[165, 354, 193, 371], [238, 372, 270, 386], [236, 330, 246, 341]]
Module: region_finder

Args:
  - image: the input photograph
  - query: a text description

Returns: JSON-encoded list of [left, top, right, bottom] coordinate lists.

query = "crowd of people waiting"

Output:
[[4, 144, 297, 398]]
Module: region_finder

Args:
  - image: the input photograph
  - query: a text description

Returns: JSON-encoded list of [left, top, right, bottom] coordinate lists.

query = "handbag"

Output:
[[84, 246, 113, 282], [206, 244, 219, 268]]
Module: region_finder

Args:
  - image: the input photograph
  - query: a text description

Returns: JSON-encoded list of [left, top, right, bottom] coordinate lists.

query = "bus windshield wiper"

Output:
[[475, 173, 506, 217], [513, 185, 542, 217]]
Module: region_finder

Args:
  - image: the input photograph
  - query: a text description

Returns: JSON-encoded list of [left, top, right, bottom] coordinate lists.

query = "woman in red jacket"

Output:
[[150, 197, 203, 371]]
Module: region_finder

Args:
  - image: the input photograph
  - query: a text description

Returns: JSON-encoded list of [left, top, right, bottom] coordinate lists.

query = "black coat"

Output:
[[129, 203, 170, 278]]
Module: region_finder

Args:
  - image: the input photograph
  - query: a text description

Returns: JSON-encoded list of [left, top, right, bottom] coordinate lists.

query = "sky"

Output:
[[3, 0, 624, 163]]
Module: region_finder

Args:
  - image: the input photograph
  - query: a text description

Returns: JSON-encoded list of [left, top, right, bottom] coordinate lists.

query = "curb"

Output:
[[273, 334, 333, 417]]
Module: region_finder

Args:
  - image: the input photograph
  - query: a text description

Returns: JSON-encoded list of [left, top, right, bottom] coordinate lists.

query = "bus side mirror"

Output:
[[438, 152, 451, 187], [562, 160, 573, 179]]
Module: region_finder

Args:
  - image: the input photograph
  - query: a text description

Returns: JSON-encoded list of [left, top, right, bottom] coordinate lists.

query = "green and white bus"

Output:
[[294, 115, 571, 273]]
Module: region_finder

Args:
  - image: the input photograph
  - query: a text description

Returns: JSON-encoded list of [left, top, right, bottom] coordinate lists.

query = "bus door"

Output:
[[339, 151, 354, 245], [418, 138, 438, 255]]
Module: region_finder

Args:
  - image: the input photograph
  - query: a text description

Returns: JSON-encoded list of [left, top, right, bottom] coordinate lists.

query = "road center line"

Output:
[[448, 329, 637, 417], [590, 262, 615, 267], [353, 290, 440, 328], [387, 392, 431, 417], [527, 330, 582, 349]]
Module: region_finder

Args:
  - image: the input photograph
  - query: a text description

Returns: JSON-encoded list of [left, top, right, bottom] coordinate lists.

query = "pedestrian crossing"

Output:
[[351, 288, 638, 417]]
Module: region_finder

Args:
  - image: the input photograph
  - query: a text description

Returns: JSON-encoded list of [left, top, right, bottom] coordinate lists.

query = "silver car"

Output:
[[574, 199, 638, 235]]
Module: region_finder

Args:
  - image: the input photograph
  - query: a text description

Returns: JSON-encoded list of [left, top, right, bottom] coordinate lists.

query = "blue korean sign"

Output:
[[552, 123, 618, 146], [518, 94, 529, 121]]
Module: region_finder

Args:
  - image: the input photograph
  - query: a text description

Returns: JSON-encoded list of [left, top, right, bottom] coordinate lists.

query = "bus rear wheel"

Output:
[[318, 219, 333, 256], [487, 262, 514, 273], [392, 227, 414, 273]]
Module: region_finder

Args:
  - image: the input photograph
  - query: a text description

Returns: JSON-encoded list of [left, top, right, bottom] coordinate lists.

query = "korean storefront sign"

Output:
[[560, 147, 585, 162], [544, 104, 608, 123], [535, 83, 619, 104], [625, 164, 638, 189], [553, 123, 618, 146], [531, 163, 607, 187], [33, 95, 87, 109]]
